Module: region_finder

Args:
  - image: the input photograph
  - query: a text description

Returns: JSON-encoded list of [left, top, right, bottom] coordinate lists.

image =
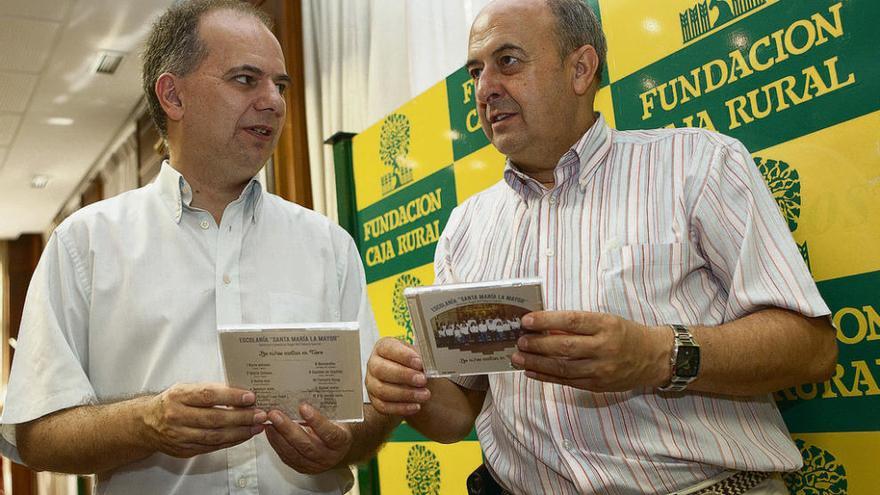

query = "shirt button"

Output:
[[200, 219, 210, 230], [548, 195, 557, 204], [562, 439, 574, 450], [237, 477, 247, 488], [223, 274, 231, 285], [544, 249, 555, 257]]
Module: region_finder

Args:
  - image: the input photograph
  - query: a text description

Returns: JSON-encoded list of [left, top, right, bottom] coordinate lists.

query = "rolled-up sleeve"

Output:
[[1, 229, 97, 461]]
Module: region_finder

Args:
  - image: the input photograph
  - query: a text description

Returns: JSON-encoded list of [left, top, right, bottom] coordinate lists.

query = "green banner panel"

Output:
[[357, 166, 457, 284]]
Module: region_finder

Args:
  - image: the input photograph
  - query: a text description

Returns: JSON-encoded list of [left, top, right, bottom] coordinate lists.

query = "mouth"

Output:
[[489, 113, 516, 125], [244, 125, 274, 140]]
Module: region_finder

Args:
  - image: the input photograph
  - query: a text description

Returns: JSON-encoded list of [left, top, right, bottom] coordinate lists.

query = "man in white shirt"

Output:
[[438, 324, 450, 346], [365, 0, 838, 494], [478, 320, 489, 343], [1, 1, 396, 493]]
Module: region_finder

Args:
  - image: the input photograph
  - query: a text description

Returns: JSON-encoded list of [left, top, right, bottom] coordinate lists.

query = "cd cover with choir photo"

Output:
[[404, 278, 544, 377]]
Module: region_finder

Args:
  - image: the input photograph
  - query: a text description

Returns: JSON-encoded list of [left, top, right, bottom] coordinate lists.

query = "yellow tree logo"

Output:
[[755, 156, 811, 270], [393, 273, 422, 344], [379, 113, 414, 195], [406, 444, 441, 495], [783, 440, 847, 494]]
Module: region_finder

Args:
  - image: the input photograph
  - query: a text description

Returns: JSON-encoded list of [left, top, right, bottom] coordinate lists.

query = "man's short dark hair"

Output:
[[142, 0, 273, 138], [546, 0, 607, 83]]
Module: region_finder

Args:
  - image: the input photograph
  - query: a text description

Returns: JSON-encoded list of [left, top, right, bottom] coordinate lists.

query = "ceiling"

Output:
[[0, 0, 175, 240]]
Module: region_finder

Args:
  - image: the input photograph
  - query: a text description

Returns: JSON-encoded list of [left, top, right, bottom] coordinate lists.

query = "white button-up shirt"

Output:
[[1, 162, 379, 494], [442, 115, 830, 494]]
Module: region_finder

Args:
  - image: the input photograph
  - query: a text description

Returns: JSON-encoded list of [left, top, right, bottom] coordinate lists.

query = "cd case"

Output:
[[218, 323, 364, 422], [404, 278, 544, 377]]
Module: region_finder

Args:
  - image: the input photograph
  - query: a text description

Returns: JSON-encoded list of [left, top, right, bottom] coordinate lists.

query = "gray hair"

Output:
[[546, 0, 607, 83], [142, 0, 273, 138]]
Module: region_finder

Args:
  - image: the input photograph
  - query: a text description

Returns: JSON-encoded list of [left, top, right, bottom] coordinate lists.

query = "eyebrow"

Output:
[[466, 43, 527, 68], [224, 64, 292, 84]]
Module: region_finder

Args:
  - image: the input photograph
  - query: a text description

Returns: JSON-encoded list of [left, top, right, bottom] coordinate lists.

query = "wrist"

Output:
[[658, 324, 701, 392], [649, 326, 675, 388], [132, 395, 160, 453]]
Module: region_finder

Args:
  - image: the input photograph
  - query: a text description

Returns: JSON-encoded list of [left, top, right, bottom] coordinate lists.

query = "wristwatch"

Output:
[[658, 324, 700, 392]]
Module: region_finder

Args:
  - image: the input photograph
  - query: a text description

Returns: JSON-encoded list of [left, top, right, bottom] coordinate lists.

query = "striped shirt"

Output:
[[437, 114, 829, 494]]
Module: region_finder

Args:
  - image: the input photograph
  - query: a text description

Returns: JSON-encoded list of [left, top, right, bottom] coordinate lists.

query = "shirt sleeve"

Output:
[[434, 206, 489, 392], [334, 228, 380, 403], [690, 135, 830, 321], [1, 229, 97, 462]]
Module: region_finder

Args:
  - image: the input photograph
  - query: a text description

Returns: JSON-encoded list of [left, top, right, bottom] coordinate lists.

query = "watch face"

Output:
[[675, 346, 700, 378]]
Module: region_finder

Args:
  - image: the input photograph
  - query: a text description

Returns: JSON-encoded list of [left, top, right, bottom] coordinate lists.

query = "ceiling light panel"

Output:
[[30, 174, 50, 189], [46, 117, 74, 126]]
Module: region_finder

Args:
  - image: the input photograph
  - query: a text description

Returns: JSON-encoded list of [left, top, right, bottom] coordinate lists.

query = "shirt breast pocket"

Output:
[[600, 242, 703, 325], [269, 292, 336, 323]]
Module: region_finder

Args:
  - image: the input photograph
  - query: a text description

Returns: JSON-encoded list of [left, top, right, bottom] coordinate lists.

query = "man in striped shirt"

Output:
[[366, 0, 838, 493]]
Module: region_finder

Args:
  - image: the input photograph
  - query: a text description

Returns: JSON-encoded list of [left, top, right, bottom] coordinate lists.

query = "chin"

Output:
[[490, 135, 526, 158]]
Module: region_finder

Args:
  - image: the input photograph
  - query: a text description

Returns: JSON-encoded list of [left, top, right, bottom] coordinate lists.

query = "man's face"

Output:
[[466, 0, 576, 169], [175, 10, 289, 181]]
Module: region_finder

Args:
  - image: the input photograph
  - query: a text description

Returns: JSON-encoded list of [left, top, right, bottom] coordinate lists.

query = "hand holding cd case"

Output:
[[404, 278, 544, 377]]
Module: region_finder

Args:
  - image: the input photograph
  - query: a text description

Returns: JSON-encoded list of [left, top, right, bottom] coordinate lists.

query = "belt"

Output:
[[690, 471, 772, 495]]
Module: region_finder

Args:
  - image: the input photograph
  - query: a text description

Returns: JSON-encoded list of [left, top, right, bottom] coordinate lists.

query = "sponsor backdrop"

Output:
[[336, 1, 878, 493]]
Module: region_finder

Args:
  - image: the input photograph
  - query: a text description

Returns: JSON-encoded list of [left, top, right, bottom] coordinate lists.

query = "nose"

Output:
[[254, 80, 285, 117], [475, 65, 505, 105]]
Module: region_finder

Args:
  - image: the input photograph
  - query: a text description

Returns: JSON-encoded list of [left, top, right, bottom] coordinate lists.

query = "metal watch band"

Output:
[[658, 324, 699, 392]]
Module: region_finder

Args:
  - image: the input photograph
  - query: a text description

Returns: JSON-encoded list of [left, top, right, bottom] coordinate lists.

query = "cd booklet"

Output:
[[218, 323, 364, 422], [404, 278, 544, 377]]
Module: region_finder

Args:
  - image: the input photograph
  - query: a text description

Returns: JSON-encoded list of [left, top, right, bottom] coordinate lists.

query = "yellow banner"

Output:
[[791, 432, 879, 494], [598, 0, 779, 81], [367, 263, 436, 339], [754, 110, 880, 282], [452, 144, 505, 203], [377, 441, 484, 495], [353, 81, 455, 211]]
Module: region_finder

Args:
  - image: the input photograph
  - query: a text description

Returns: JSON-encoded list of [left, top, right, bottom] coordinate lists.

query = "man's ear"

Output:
[[570, 45, 599, 96], [155, 73, 184, 122]]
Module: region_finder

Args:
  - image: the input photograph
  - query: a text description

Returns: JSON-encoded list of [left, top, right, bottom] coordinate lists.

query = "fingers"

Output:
[[522, 311, 615, 335], [172, 383, 257, 408], [265, 408, 350, 475], [367, 339, 430, 416], [511, 350, 596, 380], [367, 354, 427, 389], [516, 333, 599, 359], [145, 383, 266, 458], [365, 367, 429, 416], [171, 424, 265, 449], [264, 425, 326, 474], [186, 407, 267, 429], [374, 337, 424, 370], [299, 404, 351, 450]]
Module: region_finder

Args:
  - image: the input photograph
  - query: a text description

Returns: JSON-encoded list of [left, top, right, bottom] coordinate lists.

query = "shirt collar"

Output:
[[502, 112, 613, 202], [155, 160, 264, 224]]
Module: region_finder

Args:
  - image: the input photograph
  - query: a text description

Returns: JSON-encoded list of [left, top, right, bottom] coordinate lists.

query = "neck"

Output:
[[169, 152, 250, 224], [514, 111, 598, 189]]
